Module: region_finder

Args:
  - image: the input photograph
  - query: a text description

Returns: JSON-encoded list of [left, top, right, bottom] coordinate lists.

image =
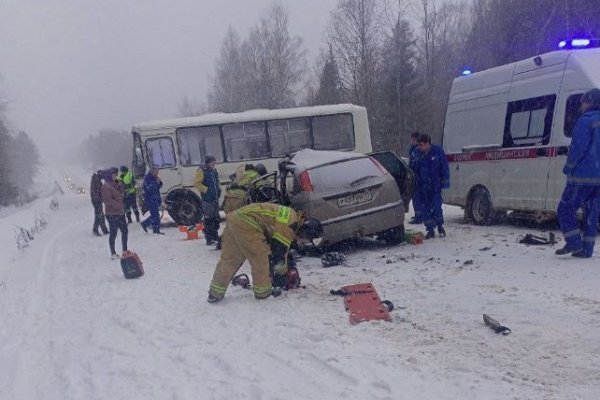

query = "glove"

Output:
[[273, 261, 288, 276]]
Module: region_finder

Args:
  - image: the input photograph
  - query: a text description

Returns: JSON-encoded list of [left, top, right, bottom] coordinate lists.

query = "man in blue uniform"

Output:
[[408, 131, 423, 224], [141, 167, 164, 235], [415, 133, 450, 239], [556, 88, 600, 258]]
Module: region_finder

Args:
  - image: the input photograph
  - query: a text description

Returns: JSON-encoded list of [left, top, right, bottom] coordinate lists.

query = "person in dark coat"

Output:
[[141, 167, 164, 234], [90, 169, 108, 236], [193, 155, 221, 245], [408, 131, 423, 224], [101, 168, 128, 259], [556, 88, 600, 258], [414, 133, 450, 239]]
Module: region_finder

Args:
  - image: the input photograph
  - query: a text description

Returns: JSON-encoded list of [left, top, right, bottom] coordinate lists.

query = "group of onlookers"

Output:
[[90, 165, 163, 260]]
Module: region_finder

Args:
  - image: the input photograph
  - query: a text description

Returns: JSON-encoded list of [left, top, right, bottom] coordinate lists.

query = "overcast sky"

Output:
[[0, 0, 339, 162]]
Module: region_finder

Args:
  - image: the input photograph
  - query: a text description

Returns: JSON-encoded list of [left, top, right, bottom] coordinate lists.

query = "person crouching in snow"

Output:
[[556, 88, 600, 258], [101, 168, 129, 260], [141, 167, 164, 235], [207, 203, 323, 303]]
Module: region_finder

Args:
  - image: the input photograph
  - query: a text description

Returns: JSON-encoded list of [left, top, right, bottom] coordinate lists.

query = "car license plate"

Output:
[[337, 191, 372, 208]]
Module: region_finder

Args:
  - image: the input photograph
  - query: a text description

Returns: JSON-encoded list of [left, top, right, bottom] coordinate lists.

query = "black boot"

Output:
[[438, 226, 446, 238], [134, 211, 140, 223], [425, 230, 435, 239], [126, 214, 133, 224]]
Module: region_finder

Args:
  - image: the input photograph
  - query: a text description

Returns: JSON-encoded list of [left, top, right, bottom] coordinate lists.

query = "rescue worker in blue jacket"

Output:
[[194, 154, 221, 245], [141, 167, 164, 235], [408, 131, 423, 224], [556, 88, 600, 258], [414, 133, 450, 239]]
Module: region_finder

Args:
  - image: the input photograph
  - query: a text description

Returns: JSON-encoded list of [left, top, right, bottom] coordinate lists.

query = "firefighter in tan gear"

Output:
[[207, 203, 323, 303], [222, 164, 270, 214]]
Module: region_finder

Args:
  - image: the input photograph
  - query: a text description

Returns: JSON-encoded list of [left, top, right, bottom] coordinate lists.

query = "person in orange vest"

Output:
[[207, 203, 322, 303]]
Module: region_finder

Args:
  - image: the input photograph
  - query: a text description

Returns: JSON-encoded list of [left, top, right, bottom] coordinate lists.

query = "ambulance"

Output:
[[442, 39, 600, 224]]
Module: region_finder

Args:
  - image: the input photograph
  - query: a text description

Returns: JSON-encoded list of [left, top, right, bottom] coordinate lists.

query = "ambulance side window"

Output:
[[564, 94, 584, 138], [503, 94, 556, 148]]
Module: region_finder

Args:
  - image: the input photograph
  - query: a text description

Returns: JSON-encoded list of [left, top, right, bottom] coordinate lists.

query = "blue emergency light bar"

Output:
[[558, 38, 600, 49], [461, 69, 473, 76]]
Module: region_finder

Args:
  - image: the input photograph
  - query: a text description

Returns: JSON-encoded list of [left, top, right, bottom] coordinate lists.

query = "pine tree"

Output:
[[315, 48, 343, 105], [9, 131, 40, 191], [0, 119, 17, 206]]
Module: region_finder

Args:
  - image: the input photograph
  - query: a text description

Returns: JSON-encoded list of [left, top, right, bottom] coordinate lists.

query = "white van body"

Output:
[[131, 104, 372, 225], [442, 48, 600, 223]]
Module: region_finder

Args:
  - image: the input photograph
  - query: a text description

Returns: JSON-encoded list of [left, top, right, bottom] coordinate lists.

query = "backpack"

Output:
[[120, 250, 144, 279]]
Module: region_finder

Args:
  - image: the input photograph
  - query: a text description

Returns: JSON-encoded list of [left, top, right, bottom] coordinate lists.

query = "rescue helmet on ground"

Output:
[[582, 88, 600, 110], [256, 163, 268, 176]]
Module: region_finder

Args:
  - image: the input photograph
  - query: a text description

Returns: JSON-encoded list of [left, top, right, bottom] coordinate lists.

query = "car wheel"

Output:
[[468, 187, 495, 226], [381, 224, 405, 245], [167, 193, 202, 226]]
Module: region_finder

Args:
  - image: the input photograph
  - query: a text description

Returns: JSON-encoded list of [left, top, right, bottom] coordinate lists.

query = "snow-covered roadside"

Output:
[[1, 169, 599, 400]]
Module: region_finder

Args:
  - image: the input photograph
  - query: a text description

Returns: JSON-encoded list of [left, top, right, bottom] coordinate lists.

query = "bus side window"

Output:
[[564, 94, 584, 138], [146, 137, 176, 168], [223, 122, 268, 161], [312, 113, 355, 151], [268, 118, 310, 157], [177, 126, 223, 166], [503, 94, 556, 148]]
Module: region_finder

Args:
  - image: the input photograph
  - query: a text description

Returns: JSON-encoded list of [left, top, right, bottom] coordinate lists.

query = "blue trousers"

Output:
[[412, 190, 424, 222], [557, 184, 600, 256], [142, 203, 161, 233], [420, 189, 444, 232]]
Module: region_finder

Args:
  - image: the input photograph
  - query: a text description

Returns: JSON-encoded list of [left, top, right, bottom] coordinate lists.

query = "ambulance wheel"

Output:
[[167, 192, 203, 226], [468, 187, 495, 226]]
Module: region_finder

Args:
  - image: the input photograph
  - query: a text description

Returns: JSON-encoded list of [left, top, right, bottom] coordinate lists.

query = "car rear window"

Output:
[[308, 157, 383, 191]]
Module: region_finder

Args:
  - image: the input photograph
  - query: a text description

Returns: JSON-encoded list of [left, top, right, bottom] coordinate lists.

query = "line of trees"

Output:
[[70, 129, 132, 170], [0, 100, 41, 206], [202, 0, 600, 156]]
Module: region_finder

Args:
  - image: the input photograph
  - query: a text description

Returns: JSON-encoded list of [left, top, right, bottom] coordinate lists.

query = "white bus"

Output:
[[131, 104, 372, 225], [442, 39, 600, 225]]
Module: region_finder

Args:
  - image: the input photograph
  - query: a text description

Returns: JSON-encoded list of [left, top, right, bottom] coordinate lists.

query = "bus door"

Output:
[[144, 135, 181, 193]]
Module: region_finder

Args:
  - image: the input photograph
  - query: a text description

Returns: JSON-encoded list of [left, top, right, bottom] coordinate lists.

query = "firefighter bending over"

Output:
[[207, 203, 322, 303], [222, 163, 269, 213]]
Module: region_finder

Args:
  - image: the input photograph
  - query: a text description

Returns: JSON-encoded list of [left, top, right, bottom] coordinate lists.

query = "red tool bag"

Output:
[[120, 250, 144, 279]]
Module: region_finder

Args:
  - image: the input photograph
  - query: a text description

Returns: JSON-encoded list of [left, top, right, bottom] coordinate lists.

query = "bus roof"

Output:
[[133, 104, 366, 132]]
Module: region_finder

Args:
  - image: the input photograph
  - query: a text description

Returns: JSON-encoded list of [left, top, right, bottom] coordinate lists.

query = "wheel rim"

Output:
[[472, 194, 490, 222], [176, 198, 199, 224]]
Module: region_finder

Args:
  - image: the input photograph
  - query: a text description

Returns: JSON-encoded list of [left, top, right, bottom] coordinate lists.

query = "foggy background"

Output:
[[0, 0, 337, 163]]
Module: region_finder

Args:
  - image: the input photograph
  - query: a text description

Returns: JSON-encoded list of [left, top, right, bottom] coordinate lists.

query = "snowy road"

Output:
[[1, 172, 600, 400]]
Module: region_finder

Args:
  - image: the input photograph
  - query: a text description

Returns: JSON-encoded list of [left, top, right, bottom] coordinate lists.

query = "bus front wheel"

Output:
[[167, 192, 203, 226]]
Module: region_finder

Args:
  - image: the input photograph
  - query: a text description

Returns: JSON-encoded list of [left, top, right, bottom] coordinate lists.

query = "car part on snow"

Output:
[[518, 232, 556, 245], [321, 252, 346, 267], [483, 314, 511, 335], [178, 223, 204, 240], [330, 283, 393, 324], [120, 250, 144, 279]]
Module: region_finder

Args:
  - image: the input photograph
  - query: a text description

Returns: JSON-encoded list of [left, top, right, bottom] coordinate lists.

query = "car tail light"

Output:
[[298, 170, 314, 192], [370, 158, 388, 175]]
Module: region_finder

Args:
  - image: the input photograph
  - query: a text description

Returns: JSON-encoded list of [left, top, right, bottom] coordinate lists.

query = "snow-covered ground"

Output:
[[1, 168, 599, 400]]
